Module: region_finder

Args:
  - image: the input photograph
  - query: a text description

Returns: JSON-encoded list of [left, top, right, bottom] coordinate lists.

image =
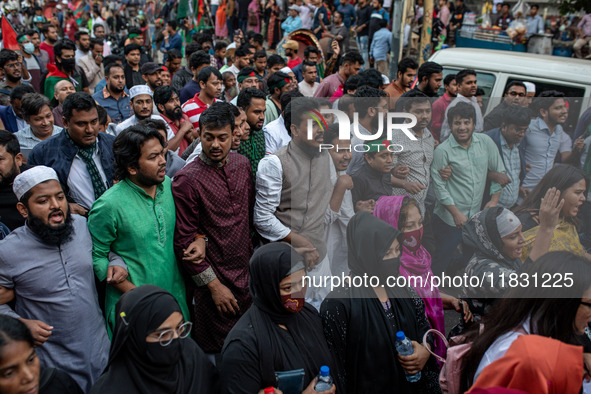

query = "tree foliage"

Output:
[[557, 0, 591, 15]]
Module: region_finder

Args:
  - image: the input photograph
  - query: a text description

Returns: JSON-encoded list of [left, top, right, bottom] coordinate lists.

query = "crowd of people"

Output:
[[0, 0, 590, 393]]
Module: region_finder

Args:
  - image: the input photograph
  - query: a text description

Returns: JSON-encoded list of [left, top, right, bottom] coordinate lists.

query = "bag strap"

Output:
[[422, 329, 449, 364]]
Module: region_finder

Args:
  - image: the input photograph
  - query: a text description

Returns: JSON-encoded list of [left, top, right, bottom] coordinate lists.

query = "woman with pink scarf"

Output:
[[374, 195, 472, 362]]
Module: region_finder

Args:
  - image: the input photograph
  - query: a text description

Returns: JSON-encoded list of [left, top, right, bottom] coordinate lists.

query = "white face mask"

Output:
[[23, 42, 35, 54]]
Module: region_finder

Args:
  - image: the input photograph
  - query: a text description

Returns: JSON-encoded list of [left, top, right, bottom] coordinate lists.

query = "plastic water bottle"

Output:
[[314, 365, 333, 392], [395, 331, 421, 382]]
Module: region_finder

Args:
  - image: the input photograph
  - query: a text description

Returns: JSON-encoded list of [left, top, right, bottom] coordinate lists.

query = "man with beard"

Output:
[[92, 64, 131, 125], [0, 165, 122, 391], [345, 86, 389, 176], [154, 85, 195, 155], [74, 31, 91, 61], [314, 51, 363, 98], [93, 24, 111, 57], [411, 61, 443, 98], [53, 79, 76, 127], [430, 102, 505, 275], [222, 71, 238, 103], [390, 91, 436, 215], [384, 57, 418, 101], [141, 62, 164, 114], [39, 24, 58, 64], [182, 67, 223, 131], [0, 50, 31, 107], [28, 93, 115, 214], [432, 73, 458, 141], [0, 131, 30, 230], [255, 97, 333, 309], [236, 88, 267, 176], [44, 39, 90, 101], [88, 125, 190, 336], [282, 40, 302, 69], [115, 85, 175, 139], [172, 103, 254, 361], [440, 69, 483, 141], [15, 93, 64, 149]]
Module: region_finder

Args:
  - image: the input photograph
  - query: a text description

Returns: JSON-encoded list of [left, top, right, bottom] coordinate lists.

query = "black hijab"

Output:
[[247, 243, 337, 389], [90, 285, 219, 394], [344, 211, 423, 393]]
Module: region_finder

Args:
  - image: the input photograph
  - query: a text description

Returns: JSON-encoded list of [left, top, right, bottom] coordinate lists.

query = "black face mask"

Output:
[[375, 257, 401, 285], [144, 337, 183, 366], [58, 58, 76, 71]]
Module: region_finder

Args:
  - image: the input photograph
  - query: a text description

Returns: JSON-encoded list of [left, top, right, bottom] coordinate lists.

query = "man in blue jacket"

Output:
[[485, 106, 530, 208], [28, 92, 115, 214]]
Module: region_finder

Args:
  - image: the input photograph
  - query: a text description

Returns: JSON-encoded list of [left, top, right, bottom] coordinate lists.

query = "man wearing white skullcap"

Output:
[[0, 164, 127, 392], [114, 84, 176, 140], [523, 81, 536, 107]]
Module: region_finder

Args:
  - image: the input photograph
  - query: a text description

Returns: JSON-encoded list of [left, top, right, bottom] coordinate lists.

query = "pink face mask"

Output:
[[402, 227, 423, 252]]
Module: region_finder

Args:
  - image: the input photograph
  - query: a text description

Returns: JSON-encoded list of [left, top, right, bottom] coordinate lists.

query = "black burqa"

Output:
[[220, 243, 339, 392], [321, 211, 430, 394], [89, 285, 219, 394]]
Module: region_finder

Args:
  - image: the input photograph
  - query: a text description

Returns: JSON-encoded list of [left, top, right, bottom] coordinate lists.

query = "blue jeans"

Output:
[[431, 213, 464, 276], [357, 35, 369, 65], [238, 18, 248, 35]]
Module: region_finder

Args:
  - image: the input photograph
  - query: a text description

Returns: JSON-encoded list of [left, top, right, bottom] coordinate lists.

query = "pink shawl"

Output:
[[374, 195, 446, 362]]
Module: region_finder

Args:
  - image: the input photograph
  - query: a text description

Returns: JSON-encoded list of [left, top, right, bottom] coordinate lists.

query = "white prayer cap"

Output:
[[382, 75, 390, 85], [129, 85, 153, 100], [496, 208, 521, 238], [523, 81, 536, 94], [13, 166, 59, 201], [280, 66, 293, 75]]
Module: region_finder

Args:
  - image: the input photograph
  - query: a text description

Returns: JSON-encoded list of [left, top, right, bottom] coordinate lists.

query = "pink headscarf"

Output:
[[374, 195, 446, 362]]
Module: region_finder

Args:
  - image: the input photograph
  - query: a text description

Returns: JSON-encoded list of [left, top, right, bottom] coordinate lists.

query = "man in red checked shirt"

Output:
[[182, 66, 223, 131]]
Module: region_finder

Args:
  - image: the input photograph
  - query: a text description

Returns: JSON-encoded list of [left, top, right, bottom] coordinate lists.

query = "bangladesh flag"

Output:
[[176, 0, 204, 25]]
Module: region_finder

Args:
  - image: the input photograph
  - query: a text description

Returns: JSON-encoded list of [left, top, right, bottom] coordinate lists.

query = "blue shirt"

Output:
[[92, 87, 131, 125], [160, 32, 183, 61], [498, 133, 521, 208], [281, 15, 302, 33], [337, 3, 356, 28], [521, 117, 566, 190], [369, 27, 391, 61], [179, 80, 201, 105], [526, 14, 544, 37]]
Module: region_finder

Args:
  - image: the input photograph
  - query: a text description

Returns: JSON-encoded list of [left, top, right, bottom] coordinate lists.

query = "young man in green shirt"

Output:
[[88, 124, 190, 335], [430, 102, 506, 275]]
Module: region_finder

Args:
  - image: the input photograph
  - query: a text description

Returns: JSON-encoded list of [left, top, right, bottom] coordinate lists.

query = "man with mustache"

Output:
[[172, 102, 254, 362], [28, 92, 115, 215], [0, 50, 32, 106], [154, 85, 195, 156], [0, 165, 123, 391], [88, 125, 190, 337], [114, 85, 175, 141], [44, 39, 90, 101], [92, 64, 131, 125], [236, 87, 267, 176], [0, 131, 30, 230], [255, 97, 333, 309]]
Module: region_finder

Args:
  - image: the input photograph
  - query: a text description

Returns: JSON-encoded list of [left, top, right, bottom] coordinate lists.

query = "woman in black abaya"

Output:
[[219, 243, 339, 394], [90, 285, 219, 394], [320, 211, 441, 394]]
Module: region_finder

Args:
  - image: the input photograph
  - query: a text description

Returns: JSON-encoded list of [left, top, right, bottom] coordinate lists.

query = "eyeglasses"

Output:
[[149, 321, 192, 346], [580, 301, 591, 308], [508, 91, 526, 97], [4, 62, 22, 69]]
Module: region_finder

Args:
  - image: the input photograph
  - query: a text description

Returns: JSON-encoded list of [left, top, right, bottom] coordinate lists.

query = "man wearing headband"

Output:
[[264, 71, 293, 126], [0, 165, 122, 391], [230, 67, 259, 105]]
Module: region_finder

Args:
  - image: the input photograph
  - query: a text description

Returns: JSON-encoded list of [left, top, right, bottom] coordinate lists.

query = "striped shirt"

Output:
[[181, 95, 221, 130]]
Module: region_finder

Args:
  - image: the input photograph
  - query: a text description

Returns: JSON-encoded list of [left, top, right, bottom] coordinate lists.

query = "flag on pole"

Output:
[[1, 16, 19, 51]]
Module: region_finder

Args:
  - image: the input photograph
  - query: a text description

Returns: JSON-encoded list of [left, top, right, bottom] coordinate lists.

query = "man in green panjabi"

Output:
[[88, 124, 189, 336]]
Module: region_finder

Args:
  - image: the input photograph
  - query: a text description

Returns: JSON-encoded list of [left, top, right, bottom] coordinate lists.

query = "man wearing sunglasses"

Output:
[[483, 81, 527, 132]]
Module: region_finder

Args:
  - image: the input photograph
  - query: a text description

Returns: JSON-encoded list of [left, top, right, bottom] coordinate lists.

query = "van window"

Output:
[[507, 77, 586, 135]]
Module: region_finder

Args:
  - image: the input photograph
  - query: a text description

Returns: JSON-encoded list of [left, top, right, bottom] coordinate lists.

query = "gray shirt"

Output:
[[0, 215, 110, 392]]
